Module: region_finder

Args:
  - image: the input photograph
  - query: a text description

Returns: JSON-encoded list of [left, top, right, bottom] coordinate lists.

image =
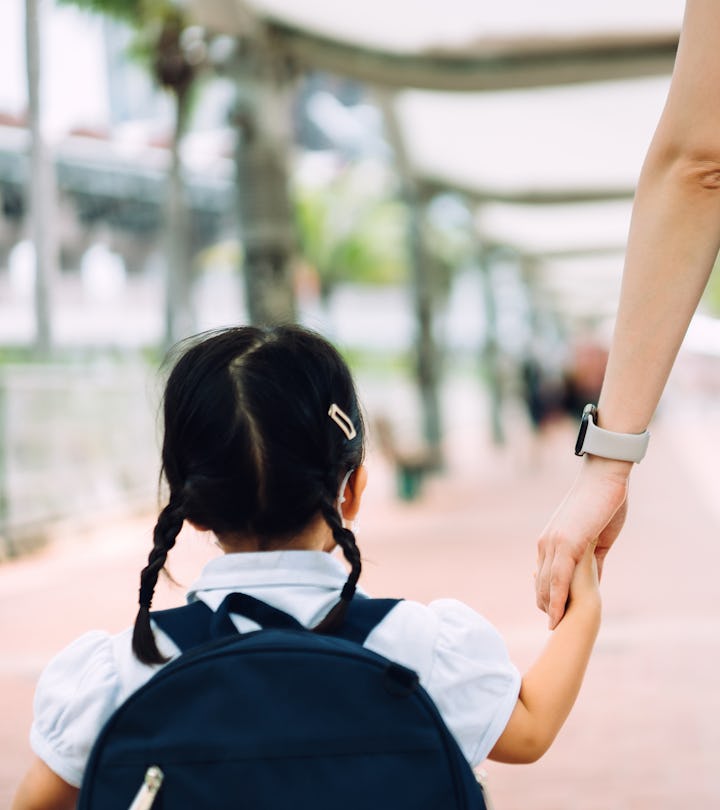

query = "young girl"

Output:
[[13, 325, 601, 809]]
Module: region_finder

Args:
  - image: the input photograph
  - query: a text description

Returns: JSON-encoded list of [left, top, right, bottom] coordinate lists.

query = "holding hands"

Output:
[[535, 0, 720, 630], [536, 456, 630, 629]]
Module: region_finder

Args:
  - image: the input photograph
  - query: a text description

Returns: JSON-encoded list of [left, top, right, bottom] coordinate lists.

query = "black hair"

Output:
[[132, 325, 365, 664]]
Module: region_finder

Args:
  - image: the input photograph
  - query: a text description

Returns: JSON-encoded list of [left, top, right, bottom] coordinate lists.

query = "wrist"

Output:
[[596, 397, 650, 436], [581, 452, 632, 480], [564, 589, 602, 629], [574, 404, 650, 464]]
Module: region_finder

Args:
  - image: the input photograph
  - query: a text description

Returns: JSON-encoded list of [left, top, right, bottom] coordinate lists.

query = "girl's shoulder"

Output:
[[365, 597, 521, 765], [367, 597, 516, 677], [30, 630, 124, 787], [30, 625, 167, 788]]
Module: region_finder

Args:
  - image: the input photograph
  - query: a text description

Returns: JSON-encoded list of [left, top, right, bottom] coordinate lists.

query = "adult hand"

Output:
[[536, 456, 631, 629], [566, 538, 600, 611]]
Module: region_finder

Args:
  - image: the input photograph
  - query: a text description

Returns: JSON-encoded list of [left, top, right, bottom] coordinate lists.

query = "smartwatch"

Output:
[[574, 403, 650, 463]]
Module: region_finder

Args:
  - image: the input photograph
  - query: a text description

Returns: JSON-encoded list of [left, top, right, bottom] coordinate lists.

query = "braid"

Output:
[[313, 487, 362, 634], [132, 496, 185, 665]]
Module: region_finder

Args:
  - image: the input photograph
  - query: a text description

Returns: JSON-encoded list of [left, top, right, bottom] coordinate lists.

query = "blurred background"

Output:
[[2, 1, 720, 807]]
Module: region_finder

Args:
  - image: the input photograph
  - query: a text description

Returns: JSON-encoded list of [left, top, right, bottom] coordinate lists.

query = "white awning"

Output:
[[394, 77, 669, 198], [186, 1, 685, 323], [196, 0, 684, 53]]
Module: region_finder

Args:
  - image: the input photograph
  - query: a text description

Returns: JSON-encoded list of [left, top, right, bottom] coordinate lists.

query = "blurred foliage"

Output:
[[57, 0, 141, 19], [57, 0, 174, 23], [0, 346, 37, 365], [340, 346, 412, 376], [294, 167, 409, 296], [425, 221, 475, 267], [422, 194, 476, 300], [0, 344, 156, 368], [58, 0, 201, 98]]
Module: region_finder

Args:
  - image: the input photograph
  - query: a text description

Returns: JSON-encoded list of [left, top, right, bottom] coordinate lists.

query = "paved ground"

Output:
[[2, 402, 720, 808]]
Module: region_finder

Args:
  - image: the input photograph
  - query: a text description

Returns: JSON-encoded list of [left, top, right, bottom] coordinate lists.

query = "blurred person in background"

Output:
[[536, 0, 720, 627]]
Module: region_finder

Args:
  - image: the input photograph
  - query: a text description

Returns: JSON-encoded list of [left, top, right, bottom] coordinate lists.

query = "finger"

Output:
[[547, 554, 575, 630], [535, 538, 552, 612], [594, 546, 607, 581]]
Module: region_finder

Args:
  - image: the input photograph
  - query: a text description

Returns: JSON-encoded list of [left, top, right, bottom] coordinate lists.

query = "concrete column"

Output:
[[379, 93, 442, 454], [25, 0, 58, 355], [478, 246, 504, 445], [233, 44, 296, 325]]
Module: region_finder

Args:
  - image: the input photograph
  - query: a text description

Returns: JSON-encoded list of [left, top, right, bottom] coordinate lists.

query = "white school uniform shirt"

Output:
[[30, 550, 521, 788]]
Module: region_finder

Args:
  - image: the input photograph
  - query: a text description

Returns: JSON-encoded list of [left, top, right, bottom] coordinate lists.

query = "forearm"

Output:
[[490, 593, 600, 763], [599, 150, 720, 433], [520, 595, 600, 735], [12, 758, 78, 810], [599, 0, 720, 434]]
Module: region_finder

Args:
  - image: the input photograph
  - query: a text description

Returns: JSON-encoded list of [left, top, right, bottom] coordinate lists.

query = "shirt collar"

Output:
[[186, 550, 350, 602]]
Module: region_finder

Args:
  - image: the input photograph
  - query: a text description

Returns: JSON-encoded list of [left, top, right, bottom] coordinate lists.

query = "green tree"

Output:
[[294, 169, 408, 301]]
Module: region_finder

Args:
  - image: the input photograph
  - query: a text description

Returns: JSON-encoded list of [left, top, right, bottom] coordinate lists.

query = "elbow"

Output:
[[509, 734, 553, 765], [674, 154, 720, 192], [488, 729, 555, 765], [487, 698, 564, 764], [645, 138, 720, 193]]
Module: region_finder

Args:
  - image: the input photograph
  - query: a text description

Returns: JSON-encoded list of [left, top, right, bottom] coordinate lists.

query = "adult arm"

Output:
[[489, 543, 601, 763], [11, 757, 78, 810], [536, 0, 720, 628]]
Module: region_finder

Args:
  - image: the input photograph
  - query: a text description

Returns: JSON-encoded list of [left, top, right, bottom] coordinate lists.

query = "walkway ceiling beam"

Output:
[[239, 21, 678, 92], [418, 177, 636, 205]]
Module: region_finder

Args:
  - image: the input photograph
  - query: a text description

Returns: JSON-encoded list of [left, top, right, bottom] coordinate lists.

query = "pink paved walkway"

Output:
[[2, 409, 719, 808]]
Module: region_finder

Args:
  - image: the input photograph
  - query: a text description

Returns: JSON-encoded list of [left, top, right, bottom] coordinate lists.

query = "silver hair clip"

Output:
[[328, 403, 357, 440]]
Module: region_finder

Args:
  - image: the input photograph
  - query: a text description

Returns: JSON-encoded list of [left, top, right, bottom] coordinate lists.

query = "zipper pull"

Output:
[[128, 766, 164, 810]]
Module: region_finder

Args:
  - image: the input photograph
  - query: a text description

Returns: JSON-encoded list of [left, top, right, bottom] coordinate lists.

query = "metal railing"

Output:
[[0, 362, 160, 558]]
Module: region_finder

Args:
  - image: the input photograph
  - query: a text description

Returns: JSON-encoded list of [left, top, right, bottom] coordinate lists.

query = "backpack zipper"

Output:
[[128, 766, 164, 810]]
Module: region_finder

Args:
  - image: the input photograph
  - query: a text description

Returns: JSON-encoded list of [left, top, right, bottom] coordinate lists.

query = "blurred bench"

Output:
[[372, 416, 441, 501]]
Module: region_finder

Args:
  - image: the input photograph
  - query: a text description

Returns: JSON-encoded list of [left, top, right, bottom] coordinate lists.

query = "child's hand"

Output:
[[567, 540, 600, 612]]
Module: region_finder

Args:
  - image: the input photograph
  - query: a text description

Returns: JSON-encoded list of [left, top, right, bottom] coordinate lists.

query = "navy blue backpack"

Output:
[[77, 593, 489, 809]]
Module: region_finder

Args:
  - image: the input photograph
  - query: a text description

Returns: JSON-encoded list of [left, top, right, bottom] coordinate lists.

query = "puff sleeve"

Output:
[[425, 599, 521, 765], [30, 631, 121, 788], [364, 597, 521, 766]]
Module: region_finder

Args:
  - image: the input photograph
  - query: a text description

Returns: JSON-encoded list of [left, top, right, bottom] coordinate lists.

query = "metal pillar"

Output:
[[407, 195, 443, 451], [25, 0, 57, 355], [378, 94, 442, 454], [163, 88, 194, 348], [233, 44, 296, 326], [478, 246, 504, 445]]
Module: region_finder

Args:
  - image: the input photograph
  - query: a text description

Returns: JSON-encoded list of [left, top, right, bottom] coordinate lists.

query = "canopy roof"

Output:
[[192, 0, 683, 91], [188, 0, 685, 324], [395, 77, 670, 200]]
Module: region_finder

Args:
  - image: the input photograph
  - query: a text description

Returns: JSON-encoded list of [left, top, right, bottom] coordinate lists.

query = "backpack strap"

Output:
[[215, 592, 305, 635], [152, 593, 304, 653], [152, 593, 402, 654], [329, 598, 402, 645], [218, 592, 401, 644], [151, 600, 215, 652]]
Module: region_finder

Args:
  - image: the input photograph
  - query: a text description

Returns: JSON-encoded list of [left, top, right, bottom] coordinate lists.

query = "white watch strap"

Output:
[[582, 418, 650, 463]]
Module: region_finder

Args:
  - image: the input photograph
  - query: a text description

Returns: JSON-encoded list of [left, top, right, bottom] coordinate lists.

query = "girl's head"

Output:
[[132, 325, 365, 664]]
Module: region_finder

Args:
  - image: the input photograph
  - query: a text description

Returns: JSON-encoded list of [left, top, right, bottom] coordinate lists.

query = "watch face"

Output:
[[575, 413, 589, 456]]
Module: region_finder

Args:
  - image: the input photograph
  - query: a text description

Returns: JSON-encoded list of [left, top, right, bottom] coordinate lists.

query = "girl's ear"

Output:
[[341, 465, 368, 522]]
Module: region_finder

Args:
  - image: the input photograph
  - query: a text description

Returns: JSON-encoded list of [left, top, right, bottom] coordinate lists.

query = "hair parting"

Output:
[[132, 325, 366, 663]]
